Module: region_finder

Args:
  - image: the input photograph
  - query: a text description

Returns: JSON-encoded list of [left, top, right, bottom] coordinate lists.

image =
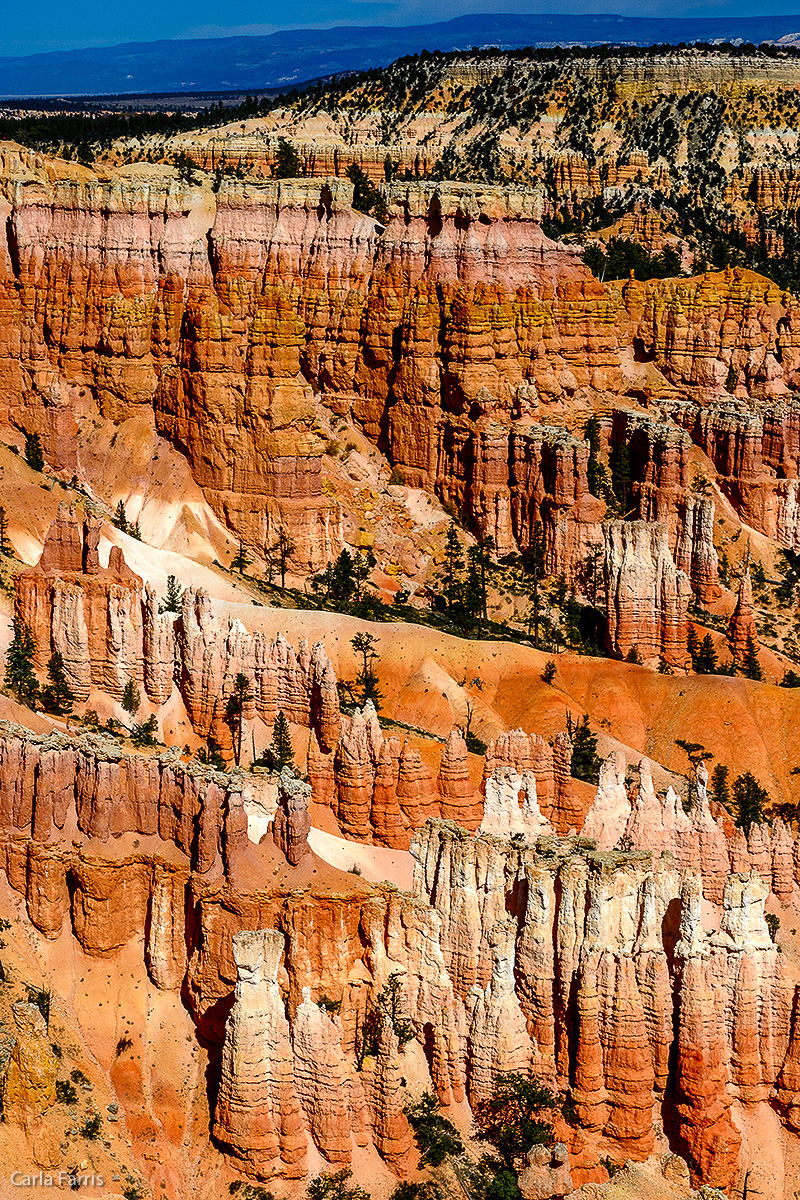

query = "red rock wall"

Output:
[[15, 508, 340, 752]]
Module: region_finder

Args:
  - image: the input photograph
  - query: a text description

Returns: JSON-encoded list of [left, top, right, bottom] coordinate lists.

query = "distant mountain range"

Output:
[[4, 12, 800, 99]]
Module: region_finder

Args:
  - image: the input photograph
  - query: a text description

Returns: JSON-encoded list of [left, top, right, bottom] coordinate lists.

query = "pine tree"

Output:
[[0, 507, 11, 556], [567, 713, 602, 784], [269, 710, 294, 772], [440, 523, 464, 615], [585, 416, 603, 498], [351, 632, 382, 709], [687, 625, 700, 669], [466, 536, 494, 628], [610, 441, 632, 513], [710, 763, 730, 809], [24, 431, 45, 473], [5, 620, 40, 708], [122, 678, 141, 717], [274, 138, 302, 178], [352, 550, 376, 606], [732, 771, 769, 835], [231, 540, 251, 575], [225, 672, 253, 767], [694, 633, 718, 675], [41, 652, 74, 715], [113, 500, 129, 533], [159, 574, 183, 614], [525, 523, 546, 648], [130, 714, 159, 747], [270, 527, 295, 590], [743, 632, 763, 681], [331, 549, 356, 608]]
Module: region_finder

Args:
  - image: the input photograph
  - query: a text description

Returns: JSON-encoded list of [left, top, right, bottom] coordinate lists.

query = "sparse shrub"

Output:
[[542, 660, 557, 684], [56, 1079, 78, 1104], [307, 1168, 370, 1200], [80, 1111, 102, 1139], [766, 913, 781, 942], [130, 714, 159, 747]]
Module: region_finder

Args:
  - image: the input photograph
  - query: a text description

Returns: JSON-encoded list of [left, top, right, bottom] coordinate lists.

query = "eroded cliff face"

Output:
[[308, 705, 580, 847], [603, 520, 691, 667], [0, 166, 620, 567], [4, 706, 800, 1193], [4, 152, 799, 622], [16, 506, 340, 753]]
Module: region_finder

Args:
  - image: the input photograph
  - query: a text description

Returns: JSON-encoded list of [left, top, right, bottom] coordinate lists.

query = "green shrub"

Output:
[[404, 1091, 464, 1166]]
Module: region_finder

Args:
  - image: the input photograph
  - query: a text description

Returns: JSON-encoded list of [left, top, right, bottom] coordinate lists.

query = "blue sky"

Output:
[[3, 0, 799, 58]]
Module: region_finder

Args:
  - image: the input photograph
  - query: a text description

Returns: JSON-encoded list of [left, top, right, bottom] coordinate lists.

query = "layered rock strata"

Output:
[[272, 769, 311, 864], [213, 929, 307, 1178], [4, 727, 800, 1192], [308, 707, 580, 845], [603, 520, 691, 667], [16, 508, 340, 753], [0, 169, 621, 561]]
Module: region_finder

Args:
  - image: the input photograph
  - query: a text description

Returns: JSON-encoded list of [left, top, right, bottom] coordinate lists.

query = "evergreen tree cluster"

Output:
[[113, 500, 141, 539], [583, 238, 683, 283], [311, 547, 380, 617], [432, 523, 495, 631]]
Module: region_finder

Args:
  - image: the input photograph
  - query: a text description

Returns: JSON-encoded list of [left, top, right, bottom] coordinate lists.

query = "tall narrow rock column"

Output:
[[213, 929, 307, 1178]]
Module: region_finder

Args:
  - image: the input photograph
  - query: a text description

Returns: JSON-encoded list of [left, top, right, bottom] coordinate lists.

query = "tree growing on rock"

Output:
[[231, 540, 251, 575], [732, 771, 769, 834], [42, 652, 74, 716], [694, 633, 718, 674], [742, 632, 763, 681], [122, 679, 141, 718], [465, 536, 495, 629], [225, 672, 253, 767], [5, 620, 40, 709], [346, 163, 388, 221], [269, 710, 294, 772], [472, 1071, 559, 1169], [566, 713, 601, 784], [710, 763, 730, 808], [404, 1091, 464, 1166], [24, 431, 45, 473], [439, 522, 465, 617], [113, 500, 129, 533], [270, 526, 295, 590], [274, 138, 302, 178], [159, 575, 183, 614], [675, 738, 714, 770], [307, 1169, 369, 1200], [131, 714, 160, 747], [524, 523, 546, 648], [351, 632, 382, 709]]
